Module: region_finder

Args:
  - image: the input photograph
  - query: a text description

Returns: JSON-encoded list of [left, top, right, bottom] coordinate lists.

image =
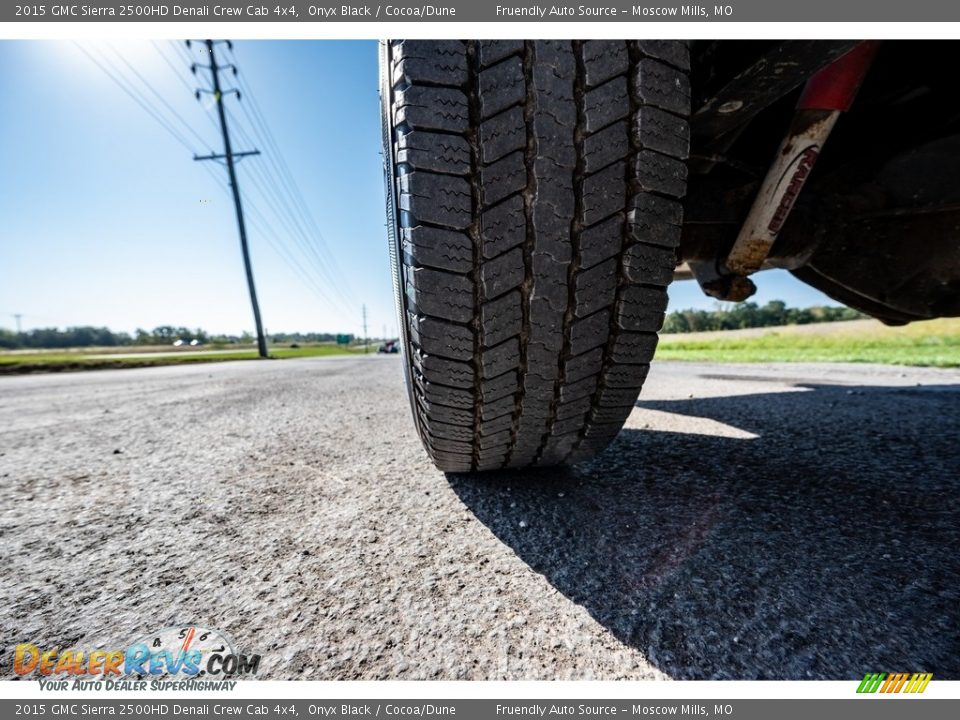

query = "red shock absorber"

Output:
[[724, 41, 880, 280]]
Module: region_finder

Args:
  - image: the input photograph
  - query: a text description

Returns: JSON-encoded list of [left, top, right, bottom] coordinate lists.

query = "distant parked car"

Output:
[[378, 340, 399, 354]]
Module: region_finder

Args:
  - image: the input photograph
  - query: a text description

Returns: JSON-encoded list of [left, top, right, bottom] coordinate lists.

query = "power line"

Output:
[[227, 98, 354, 306], [190, 78, 353, 315], [106, 43, 215, 153], [169, 39, 197, 67], [226, 45, 358, 305], [223, 108, 356, 316], [74, 40, 347, 329], [150, 40, 221, 135], [73, 43, 197, 155], [77, 40, 359, 335]]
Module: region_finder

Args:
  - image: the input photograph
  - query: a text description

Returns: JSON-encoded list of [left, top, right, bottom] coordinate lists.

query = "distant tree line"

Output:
[[0, 301, 863, 348], [0, 325, 348, 350], [662, 300, 864, 334]]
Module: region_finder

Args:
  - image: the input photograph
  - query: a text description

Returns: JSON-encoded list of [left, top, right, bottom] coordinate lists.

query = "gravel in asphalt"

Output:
[[1, 357, 958, 679]]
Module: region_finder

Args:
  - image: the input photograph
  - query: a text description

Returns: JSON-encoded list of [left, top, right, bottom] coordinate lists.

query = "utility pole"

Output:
[[362, 304, 368, 354], [13, 314, 22, 334], [191, 39, 268, 359]]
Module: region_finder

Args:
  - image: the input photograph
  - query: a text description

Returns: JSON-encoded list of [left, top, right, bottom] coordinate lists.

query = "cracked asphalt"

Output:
[[1, 356, 958, 680]]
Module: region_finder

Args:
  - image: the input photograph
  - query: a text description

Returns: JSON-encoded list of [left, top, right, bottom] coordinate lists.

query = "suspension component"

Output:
[[699, 41, 880, 300]]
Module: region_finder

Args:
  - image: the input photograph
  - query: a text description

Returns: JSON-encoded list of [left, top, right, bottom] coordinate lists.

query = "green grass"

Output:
[[0, 344, 364, 374], [5, 318, 959, 373], [657, 318, 960, 367]]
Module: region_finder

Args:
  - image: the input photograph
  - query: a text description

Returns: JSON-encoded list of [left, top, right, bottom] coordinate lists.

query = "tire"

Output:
[[381, 40, 690, 472]]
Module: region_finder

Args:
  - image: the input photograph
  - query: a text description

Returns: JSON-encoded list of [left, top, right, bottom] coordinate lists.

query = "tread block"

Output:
[[596, 385, 643, 406], [529, 293, 566, 344], [407, 267, 474, 323], [481, 195, 525, 259], [480, 106, 526, 164], [635, 58, 691, 117], [398, 131, 471, 174], [579, 214, 623, 270], [636, 106, 691, 160], [574, 258, 617, 319], [482, 370, 519, 400], [481, 247, 525, 299], [531, 180, 575, 245], [409, 313, 474, 361], [603, 363, 650, 389], [481, 151, 527, 206], [637, 40, 690, 72], [419, 399, 473, 425], [610, 331, 658, 364], [421, 380, 472, 409], [563, 347, 603, 383], [635, 150, 688, 198], [479, 429, 512, 448], [617, 285, 669, 331], [583, 40, 629, 88], [583, 161, 626, 226], [481, 394, 517, 421], [479, 55, 525, 119], [402, 225, 472, 273], [479, 413, 515, 436], [432, 457, 472, 472], [428, 436, 474, 454], [481, 291, 522, 348], [622, 242, 676, 286], [482, 337, 520, 379], [570, 309, 610, 355], [393, 41, 467, 86], [552, 415, 586, 435], [479, 40, 525, 68], [395, 86, 468, 133], [525, 344, 562, 381], [415, 351, 474, 389], [627, 193, 682, 248], [583, 421, 622, 440], [584, 121, 629, 175], [399, 173, 471, 229], [584, 77, 629, 134], [476, 458, 507, 472], [430, 420, 474, 442], [558, 374, 599, 403], [531, 252, 570, 311], [591, 404, 634, 425], [557, 395, 592, 419]]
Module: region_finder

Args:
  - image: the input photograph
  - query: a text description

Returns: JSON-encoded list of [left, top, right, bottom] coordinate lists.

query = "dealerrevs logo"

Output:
[[14, 625, 261, 685], [857, 673, 933, 694]]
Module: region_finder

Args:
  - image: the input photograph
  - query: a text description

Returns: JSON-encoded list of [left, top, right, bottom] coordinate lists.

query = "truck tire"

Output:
[[381, 40, 690, 472]]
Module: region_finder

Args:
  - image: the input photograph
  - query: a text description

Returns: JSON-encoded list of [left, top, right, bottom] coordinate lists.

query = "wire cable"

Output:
[[226, 44, 358, 306], [73, 42, 198, 156]]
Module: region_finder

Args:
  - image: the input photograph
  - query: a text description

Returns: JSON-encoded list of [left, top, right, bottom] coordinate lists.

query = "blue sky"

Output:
[[0, 39, 837, 336]]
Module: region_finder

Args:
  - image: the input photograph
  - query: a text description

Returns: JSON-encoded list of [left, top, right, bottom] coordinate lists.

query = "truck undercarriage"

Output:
[[682, 40, 960, 325]]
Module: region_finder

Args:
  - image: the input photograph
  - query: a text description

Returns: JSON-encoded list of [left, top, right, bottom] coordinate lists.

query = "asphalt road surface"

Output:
[[1, 356, 958, 680]]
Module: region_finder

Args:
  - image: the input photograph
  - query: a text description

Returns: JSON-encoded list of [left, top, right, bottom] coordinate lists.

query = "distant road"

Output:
[[83, 348, 253, 359], [1, 357, 958, 679]]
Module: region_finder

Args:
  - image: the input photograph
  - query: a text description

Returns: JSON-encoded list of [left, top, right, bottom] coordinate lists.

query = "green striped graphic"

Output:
[[857, 673, 886, 693]]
